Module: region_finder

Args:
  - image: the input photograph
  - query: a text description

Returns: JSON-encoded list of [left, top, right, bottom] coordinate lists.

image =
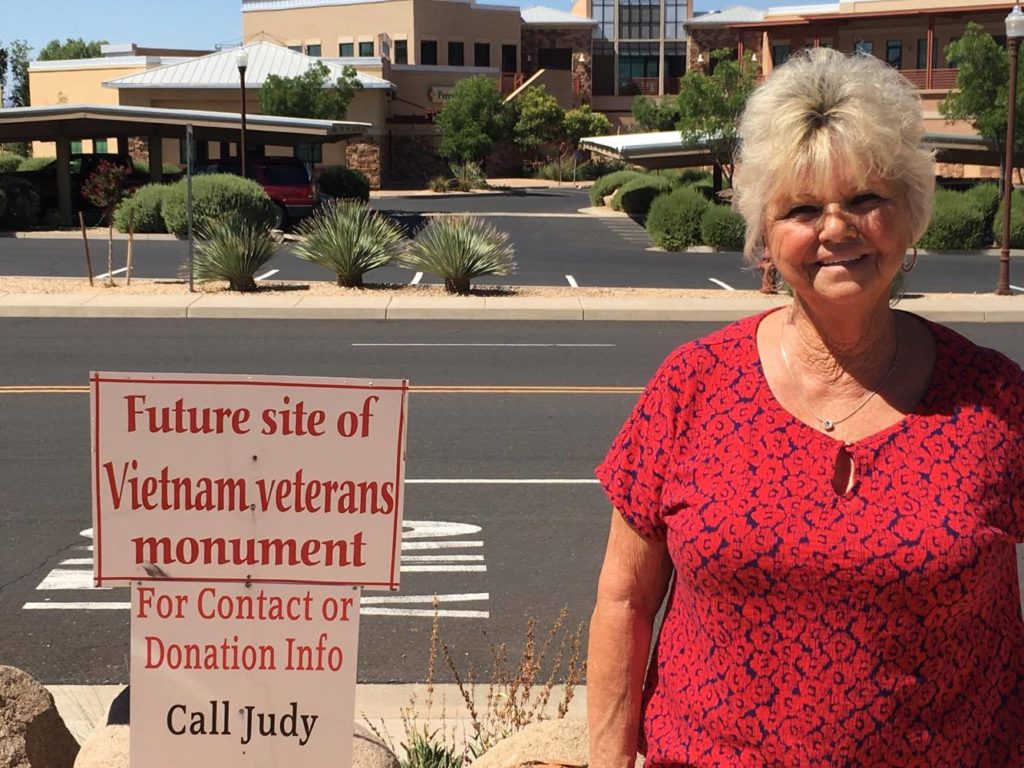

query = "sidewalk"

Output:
[[0, 290, 1021, 322]]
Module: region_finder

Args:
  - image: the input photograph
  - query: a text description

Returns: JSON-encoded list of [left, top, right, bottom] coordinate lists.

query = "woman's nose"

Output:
[[819, 204, 858, 242]]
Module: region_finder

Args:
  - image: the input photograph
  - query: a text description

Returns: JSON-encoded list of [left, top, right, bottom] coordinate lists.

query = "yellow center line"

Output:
[[0, 385, 643, 395]]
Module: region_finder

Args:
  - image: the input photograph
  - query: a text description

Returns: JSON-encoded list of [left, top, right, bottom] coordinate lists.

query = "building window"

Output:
[[307, 44, 322, 57], [71, 140, 83, 154], [359, 41, 374, 56], [771, 44, 791, 66], [448, 41, 464, 66], [618, 41, 659, 94], [886, 40, 902, 69], [501, 44, 517, 72], [855, 40, 873, 56], [394, 39, 408, 64], [95, 139, 108, 154], [339, 42, 354, 56], [474, 42, 490, 67], [664, 41, 686, 93], [288, 45, 303, 53], [619, 0, 660, 40], [664, 0, 686, 40], [593, 0, 614, 41], [421, 40, 438, 65], [593, 40, 614, 95]]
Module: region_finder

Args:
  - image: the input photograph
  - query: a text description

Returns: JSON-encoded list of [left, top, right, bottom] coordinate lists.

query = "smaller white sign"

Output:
[[130, 581, 359, 767]]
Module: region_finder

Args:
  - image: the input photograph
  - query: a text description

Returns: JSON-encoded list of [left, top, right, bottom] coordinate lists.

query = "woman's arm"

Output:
[[588, 509, 674, 768]]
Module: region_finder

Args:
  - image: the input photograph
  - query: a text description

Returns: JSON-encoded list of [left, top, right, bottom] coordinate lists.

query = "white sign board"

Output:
[[429, 86, 455, 103], [91, 372, 408, 589], [130, 581, 359, 767]]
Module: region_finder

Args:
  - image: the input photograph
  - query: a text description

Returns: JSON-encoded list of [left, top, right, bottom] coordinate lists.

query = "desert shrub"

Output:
[[0, 154, 22, 173], [534, 155, 575, 181], [994, 188, 1024, 248], [428, 176, 451, 193], [193, 213, 281, 291], [918, 189, 987, 251], [114, 183, 172, 233], [577, 157, 625, 179], [161, 174, 275, 238], [451, 162, 487, 192], [645, 186, 708, 251], [400, 215, 516, 294], [317, 166, 370, 202], [0, 176, 41, 230], [962, 182, 1000, 242], [678, 169, 712, 185], [293, 201, 406, 287], [17, 156, 54, 172], [613, 174, 674, 216], [589, 169, 642, 206], [700, 204, 746, 251]]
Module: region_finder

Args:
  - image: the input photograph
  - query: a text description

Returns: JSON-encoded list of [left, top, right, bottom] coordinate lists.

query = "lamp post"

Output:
[[998, 5, 1024, 295], [236, 48, 249, 179]]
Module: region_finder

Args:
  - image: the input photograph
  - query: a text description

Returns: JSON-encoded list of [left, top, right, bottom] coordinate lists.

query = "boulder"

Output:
[[472, 720, 588, 768], [74, 726, 127, 768], [72, 722, 397, 768], [0, 665, 80, 768]]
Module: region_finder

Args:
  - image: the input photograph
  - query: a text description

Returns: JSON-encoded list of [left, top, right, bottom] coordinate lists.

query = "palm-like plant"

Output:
[[292, 201, 406, 287], [401, 215, 516, 294], [193, 213, 280, 292]]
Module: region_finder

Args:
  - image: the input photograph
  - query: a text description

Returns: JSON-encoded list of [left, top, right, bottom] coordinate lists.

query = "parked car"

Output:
[[194, 157, 318, 229]]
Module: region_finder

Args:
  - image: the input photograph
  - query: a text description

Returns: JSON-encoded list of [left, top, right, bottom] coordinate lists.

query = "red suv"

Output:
[[196, 157, 318, 229]]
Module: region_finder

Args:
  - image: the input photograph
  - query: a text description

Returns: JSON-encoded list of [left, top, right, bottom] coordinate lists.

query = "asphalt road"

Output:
[[0, 188, 1019, 292], [1, 318, 1022, 685]]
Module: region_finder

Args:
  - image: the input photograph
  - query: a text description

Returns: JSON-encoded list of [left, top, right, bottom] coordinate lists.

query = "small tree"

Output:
[[939, 23, 1024, 182], [512, 85, 564, 157], [81, 161, 128, 285], [8, 40, 30, 107], [675, 48, 759, 185], [631, 95, 681, 132], [562, 105, 612, 149], [435, 76, 511, 163], [260, 61, 362, 120], [38, 38, 106, 61]]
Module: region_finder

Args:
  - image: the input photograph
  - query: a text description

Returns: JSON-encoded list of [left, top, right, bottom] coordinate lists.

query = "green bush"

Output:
[[428, 176, 451, 193], [161, 174, 275, 238], [17, 156, 54, 172], [994, 188, 1024, 248], [645, 186, 708, 251], [613, 175, 675, 216], [589, 169, 642, 206], [0, 154, 22, 173], [0, 176, 41, 230], [700, 204, 746, 251], [962, 182, 1000, 240], [132, 160, 183, 177], [114, 183, 172, 233], [193, 213, 281, 292], [918, 189, 987, 251], [678, 169, 712, 185], [318, 166, 370, 202], [400, 215, 516, 294]]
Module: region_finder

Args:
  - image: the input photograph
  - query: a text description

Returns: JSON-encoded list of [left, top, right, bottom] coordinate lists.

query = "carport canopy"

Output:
[[0, 103, 369, 224]]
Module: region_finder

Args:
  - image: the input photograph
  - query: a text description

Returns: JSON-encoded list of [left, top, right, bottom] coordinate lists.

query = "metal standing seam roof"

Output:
[[520, 5, 597, 25], [103, 42, 394, 90], [685, 6, 766, 26], [242, 0, 519, 11]]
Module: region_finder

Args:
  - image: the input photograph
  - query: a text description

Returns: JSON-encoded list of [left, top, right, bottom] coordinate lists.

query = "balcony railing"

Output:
[[900, 67, 958, 90], [619, 77, 660, 96], [500, 72, 524, 95]]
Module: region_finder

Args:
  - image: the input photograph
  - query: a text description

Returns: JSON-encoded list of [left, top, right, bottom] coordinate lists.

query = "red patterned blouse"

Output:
[[596, 310, 1024, 766]]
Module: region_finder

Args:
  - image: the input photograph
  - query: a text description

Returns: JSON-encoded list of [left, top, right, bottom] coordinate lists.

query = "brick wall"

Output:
[[521, 26, 593, 106], [346, 137, 384, 189]]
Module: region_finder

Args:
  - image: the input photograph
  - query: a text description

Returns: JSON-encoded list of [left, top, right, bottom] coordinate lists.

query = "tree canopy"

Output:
[[939, 23, 1024, 161], [631, 95, 681, 132], [0, 39, 31, 107], [512, 85, 564, 153], [38, 38, 106, 61], [435, 76, 511, 163], [675, 48, 759, 183], [260, 61, 361, 120], [562, 104, 612, 149]]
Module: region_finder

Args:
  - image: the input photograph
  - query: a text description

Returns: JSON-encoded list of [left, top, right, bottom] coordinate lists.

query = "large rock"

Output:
[[0, 665, 80, 768], [74, 726, 126, 768], [73, 722, 397, 768], [472, 719, 588, 768]]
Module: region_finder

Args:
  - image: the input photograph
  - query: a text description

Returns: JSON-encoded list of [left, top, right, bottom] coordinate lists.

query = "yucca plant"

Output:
[[427, 175, 452, 193], [193, 213, 280, 292], [450, 162, 486, 192], [292, 201, 406, 287], [402, 216, 516, 294]]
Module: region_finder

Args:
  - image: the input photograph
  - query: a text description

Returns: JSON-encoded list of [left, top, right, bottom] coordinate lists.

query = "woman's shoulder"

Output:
[[654, 312, 763, 383]]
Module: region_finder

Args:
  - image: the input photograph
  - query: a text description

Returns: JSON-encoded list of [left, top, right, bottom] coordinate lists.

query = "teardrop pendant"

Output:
[[822, 419, 835, 431]]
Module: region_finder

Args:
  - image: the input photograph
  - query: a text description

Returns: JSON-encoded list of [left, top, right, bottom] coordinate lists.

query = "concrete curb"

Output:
[[0, 292, 1021, 321]]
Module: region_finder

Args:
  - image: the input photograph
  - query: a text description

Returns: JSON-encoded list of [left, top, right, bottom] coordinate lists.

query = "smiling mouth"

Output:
[[818, 254, 867, 267]]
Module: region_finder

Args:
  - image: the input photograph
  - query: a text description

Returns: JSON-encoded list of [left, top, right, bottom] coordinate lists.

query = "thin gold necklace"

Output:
[[779, 322, 900, 432]]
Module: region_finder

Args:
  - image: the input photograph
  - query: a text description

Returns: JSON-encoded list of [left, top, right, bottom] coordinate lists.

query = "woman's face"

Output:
[[762, 168, 913, 311]]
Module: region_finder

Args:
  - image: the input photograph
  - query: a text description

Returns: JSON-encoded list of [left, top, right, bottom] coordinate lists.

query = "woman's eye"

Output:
[[850, 193, 882, 206], [783, 205, 820, 218]]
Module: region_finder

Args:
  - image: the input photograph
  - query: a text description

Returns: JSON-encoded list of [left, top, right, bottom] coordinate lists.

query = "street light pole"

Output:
[[237, 48, 249, 179], [998, 5, 1024, 295]]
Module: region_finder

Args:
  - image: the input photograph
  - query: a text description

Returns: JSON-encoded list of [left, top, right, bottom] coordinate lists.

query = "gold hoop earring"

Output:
[[901, 246, 918, 273]]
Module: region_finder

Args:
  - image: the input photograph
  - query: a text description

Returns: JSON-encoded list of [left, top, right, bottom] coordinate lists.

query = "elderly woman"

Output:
[[589, 48, 1023, 766]]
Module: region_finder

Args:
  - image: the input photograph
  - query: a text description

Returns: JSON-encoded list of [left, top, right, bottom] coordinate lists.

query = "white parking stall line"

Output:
[[410, 272, 424, 285], [362, 608, 489, 618], [94, 267, 128, 280], [402, 564, 487, 572], [37, 569, 106, 591], [24, 602, 129, 610], [255, 269, 280, 281], [402, 555, 484, 562], [361, 593, 488, 604], [59, 558, 94, 566], [708, 278, 736, 291], [401, 540, 483, 550], [565, 274, 579, 288]]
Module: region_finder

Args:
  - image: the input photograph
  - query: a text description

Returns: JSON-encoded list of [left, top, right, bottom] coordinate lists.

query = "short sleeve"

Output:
[[595, 348, 701, 539]]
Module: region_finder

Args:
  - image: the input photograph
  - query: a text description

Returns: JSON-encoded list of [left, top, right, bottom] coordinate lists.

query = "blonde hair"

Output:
[[733, 47, 935, 263]]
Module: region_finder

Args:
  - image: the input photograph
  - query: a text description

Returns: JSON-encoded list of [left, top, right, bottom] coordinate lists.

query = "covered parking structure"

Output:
[[0, 104, 369, 225]]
